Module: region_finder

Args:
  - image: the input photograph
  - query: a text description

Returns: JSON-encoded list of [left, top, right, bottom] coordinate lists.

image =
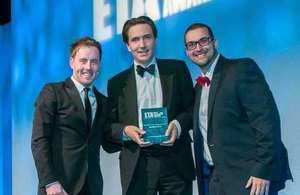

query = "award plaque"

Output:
[[122, 107, 169, 144], [141, 107, 168, 144]]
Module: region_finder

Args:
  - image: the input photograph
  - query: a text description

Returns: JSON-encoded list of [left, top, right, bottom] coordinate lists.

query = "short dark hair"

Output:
[[70, 36, 102, 59], [122, 16, 157, 43], [184, 23, 214, 43]]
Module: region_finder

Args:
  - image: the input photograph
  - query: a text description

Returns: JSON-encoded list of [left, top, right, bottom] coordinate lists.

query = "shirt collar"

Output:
[[202, 53, 220, 80], [134, 57, 158, 78], [134, 57, 157, 68], [71, 76, 94, 95]]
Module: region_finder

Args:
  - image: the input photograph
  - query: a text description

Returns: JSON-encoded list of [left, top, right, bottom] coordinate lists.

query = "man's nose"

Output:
[[84, 61, 93, 69], [139, 39, 146, 48], [195, 42, 203, 50]]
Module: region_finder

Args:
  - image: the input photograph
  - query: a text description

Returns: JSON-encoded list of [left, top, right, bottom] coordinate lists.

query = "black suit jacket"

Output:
[[31, 78, 119, 195], [193, 55, 292, 195], [107, 59, 195, 195]]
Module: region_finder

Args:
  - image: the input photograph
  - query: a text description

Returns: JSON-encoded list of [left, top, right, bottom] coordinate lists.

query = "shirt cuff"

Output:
[[171, 120, 181, 138], [122, 127, 130, 141], [46, 181, 59, 188]]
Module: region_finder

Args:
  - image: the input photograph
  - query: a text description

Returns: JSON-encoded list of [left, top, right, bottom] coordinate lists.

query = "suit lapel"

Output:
[[207, 56, 224, 139], [123, 67, 139, 125], [65, 78, 87, 123], [193, 84, 202, 134], [157, 60, 173, 109], [91, 87, 102, 132]]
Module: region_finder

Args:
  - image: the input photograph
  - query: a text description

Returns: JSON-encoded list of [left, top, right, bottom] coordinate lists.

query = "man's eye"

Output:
[[79, 59, 88, 63], [187, 42, 196, 47], [90, 59, 99, 64], [131, 37, 139, 42], [199, 37, 209, 44], [144, 35, 153, 40]]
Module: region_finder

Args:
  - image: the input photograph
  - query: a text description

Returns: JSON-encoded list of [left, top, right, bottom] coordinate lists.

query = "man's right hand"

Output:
[[124, 125, 152, 147], [46, 183, 68, 195]]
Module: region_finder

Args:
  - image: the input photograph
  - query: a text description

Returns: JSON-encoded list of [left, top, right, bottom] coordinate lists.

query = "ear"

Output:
[[185, 49, 189, 57], [126, 44, 132, 52], [213, 39, 218, 49], [69, 57, 74, 69]]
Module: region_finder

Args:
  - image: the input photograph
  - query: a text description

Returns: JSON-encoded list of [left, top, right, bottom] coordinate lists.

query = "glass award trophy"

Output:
[[141, 107, 168, 144], [122, 107, 169, 144]]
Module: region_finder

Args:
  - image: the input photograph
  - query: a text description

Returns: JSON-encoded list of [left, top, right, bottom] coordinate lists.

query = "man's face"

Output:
[[185, 27, 216, 68], [70, 46, 100, 86], [126, 23, 156, 66]]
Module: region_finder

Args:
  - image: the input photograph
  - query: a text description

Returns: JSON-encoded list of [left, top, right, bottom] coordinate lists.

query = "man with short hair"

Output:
[[107, 16, 195, 195], [32, 37, 119, 195], [184, 23, 292, 195]]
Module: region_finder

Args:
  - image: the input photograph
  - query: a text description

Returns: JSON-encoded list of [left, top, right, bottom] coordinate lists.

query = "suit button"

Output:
[[208, 144, 214, 147]]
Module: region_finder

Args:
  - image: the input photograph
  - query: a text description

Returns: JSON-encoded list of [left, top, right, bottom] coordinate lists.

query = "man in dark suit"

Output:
[[184, 23, 292, 195], [31, 37, 119, 195], [107, 16, 195, 195]]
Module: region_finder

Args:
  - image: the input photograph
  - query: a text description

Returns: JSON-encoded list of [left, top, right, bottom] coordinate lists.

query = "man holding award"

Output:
[[107, 16, 195, 195]]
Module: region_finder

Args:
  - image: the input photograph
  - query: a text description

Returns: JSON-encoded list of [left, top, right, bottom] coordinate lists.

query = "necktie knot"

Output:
[[136, 64, 155, 77], [196, 76, 210, 86], [83, 87, 90, 95]]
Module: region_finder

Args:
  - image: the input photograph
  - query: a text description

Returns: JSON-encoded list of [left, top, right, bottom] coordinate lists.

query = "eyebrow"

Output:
[[79, 57, 99, 61], [130, 33, 153, 40], [186, 36, 210, 42]]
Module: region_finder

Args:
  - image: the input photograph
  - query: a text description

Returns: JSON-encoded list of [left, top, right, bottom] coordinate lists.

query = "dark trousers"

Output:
[[203, 162, 278, 195], [127, 147, 192, 195], [205, 165, 226, 195]]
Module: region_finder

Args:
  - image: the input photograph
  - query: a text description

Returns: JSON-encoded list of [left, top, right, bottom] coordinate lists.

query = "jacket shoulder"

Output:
[[35, 81, 64, 106], [108, 68, 132, 84], [94, 87, 106, 99], [221, 56, 260, 73], [39, 80, 65, 94], [223, 56, 257, 67], [157, 58, 186, 66], [157, 58, 190, 76]]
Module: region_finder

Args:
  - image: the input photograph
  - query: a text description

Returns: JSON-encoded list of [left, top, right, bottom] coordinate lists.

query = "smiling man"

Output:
[[107, 16, 195, 195], [184, 23, 292, 195], [31, 37, 119, 195]]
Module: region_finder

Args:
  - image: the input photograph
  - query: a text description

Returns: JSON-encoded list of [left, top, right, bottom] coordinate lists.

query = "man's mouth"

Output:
[[137, 49, 149, 55], [193, 49, 207, 57], [81, 71, 93, 78]]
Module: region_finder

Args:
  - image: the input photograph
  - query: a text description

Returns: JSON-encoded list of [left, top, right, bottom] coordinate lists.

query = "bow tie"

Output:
[[196, 76, 210, 86], [136, 64, 155, 77]]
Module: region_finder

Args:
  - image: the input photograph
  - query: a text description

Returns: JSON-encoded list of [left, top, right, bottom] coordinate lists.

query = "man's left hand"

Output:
[[161, 121, 177, 146], [245, 176, 270, 195]]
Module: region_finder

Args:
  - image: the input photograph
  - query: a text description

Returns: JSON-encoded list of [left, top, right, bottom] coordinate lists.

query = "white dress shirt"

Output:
[[198, 54, 220, 166], [134, 58, 181, 136], [71, 77, 97, 122]]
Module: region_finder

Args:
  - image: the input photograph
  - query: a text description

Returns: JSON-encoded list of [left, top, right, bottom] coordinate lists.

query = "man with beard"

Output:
[[184, 23, 292, 195]]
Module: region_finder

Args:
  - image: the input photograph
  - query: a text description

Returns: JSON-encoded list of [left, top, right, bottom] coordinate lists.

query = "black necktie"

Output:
[[136, 64, 155, 77], [83, 87, 92, 131]]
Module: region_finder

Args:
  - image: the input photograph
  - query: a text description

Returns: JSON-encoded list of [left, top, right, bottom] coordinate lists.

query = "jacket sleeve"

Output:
[[31, 84, 58, 187], [237, 59, 281, 180], [106, 79, 126, 144], [101, 96, 122, 153], [174, 61, 194, 138]]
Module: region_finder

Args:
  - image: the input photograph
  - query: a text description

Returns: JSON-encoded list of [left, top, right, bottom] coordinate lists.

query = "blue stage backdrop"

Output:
[[6, 0, 299, 194], [0, 22, 12, 195]]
